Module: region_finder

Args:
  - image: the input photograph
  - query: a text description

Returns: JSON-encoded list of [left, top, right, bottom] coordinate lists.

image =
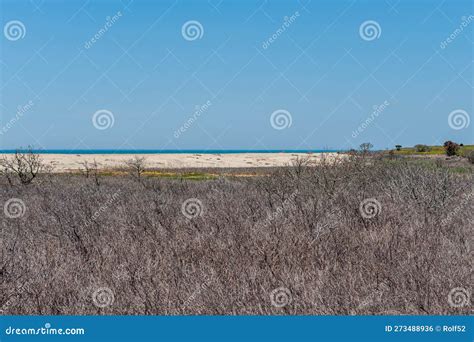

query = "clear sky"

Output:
[[0, 0, 472, 150]]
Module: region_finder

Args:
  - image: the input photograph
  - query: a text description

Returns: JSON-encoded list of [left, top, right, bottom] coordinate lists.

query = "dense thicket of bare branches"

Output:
[[0, 156, 472, 315]]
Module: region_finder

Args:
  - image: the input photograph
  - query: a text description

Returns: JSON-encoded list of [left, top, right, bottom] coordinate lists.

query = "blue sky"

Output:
[[0, 0, 472, 150]]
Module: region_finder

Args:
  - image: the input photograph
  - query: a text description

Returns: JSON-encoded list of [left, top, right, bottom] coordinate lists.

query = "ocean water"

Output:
[[0, 149, 340, 154]]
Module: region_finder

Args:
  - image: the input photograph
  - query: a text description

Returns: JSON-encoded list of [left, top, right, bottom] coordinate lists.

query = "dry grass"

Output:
[[0, 155, 472, 315]]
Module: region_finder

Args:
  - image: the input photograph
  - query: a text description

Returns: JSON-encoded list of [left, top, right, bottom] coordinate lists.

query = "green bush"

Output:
[[443, 141, 459, 156], [415, 144, 431, 152]]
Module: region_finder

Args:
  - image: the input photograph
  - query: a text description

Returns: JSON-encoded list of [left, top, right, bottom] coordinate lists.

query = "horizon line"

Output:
[[0, 148, 344, 154]]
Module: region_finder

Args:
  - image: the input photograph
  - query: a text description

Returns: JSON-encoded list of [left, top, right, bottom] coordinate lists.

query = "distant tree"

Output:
[[443, 141, 459, 157], [359, 143, 373, 153], [395, 145, 402, 151], [126, 156, 147, 181], [0, 147, 44, 185]]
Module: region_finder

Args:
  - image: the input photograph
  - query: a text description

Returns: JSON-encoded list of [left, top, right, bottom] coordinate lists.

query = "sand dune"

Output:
[[0, 153, 343, 172]]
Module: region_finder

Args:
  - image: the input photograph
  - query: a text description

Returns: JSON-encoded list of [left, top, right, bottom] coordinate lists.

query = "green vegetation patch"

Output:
[[393, 145, 474, 156], [143, 171, 218, 180]]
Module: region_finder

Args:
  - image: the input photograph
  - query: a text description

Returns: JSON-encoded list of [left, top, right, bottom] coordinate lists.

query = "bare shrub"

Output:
[[80, 159, 101, 186], [80, 160, 96, 178], [0, 148, 44, 185], [125, 156, 147, 181]]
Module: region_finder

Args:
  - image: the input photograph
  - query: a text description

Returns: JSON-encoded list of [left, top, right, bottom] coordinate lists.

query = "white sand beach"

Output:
[[0, 153, 344, 172]]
